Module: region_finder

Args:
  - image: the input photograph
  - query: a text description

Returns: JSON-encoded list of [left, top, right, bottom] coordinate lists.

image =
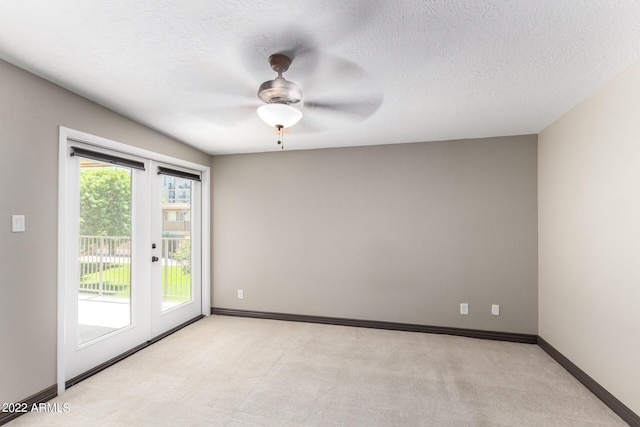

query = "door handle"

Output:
[[151, 256, 159, 262]]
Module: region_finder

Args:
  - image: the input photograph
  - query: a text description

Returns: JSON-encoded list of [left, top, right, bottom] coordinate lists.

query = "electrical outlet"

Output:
[[460, 303, 469, 315], [491, 304, 500, 316], [12, 215, 25, 232], [237, 289, 244, 299]]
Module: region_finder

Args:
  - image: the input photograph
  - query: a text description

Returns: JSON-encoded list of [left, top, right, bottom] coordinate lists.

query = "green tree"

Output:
[[172, 240, 191, 274], [80, 167, 131, 236]]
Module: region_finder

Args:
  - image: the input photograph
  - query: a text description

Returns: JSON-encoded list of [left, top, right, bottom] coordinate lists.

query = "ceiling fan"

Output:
[[255, 50, 384, 148], [173, 39, 383, 149], [255, 53, 304, 147]]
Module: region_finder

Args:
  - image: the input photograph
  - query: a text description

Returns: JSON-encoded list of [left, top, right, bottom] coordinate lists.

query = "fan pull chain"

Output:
[[276, 125, 284, 150]]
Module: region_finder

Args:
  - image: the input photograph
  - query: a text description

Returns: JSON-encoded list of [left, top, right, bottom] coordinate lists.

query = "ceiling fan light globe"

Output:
[[257, 103, 303, 128]]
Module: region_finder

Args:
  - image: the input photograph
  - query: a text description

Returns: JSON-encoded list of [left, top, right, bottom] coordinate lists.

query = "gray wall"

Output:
[[0, 59, 210, 405], [212, 135, 538, 333], [539, 62, 640, 414]]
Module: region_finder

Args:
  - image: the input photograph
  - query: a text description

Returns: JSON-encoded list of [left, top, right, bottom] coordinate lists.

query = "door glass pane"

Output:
[[160, 175, 192, 311], [78, 159, 132, 344]]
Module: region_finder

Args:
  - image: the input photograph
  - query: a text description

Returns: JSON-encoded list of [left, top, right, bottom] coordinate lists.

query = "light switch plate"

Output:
[[491, 304, 500, 316], [12, 215, 25, 232]]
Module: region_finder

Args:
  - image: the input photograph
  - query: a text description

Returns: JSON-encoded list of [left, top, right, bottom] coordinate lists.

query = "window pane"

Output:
[[161, 176, 192, 311], [78, 159, 132, 344]]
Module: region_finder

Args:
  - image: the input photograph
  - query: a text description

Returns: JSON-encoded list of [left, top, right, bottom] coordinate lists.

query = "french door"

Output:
[[58, 129, 208, 390], [150, 164, 202, 335]]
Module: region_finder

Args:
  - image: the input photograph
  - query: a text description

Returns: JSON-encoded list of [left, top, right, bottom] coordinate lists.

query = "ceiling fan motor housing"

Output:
[[258, 77, 302, 104], [257, 54, 302, 105]]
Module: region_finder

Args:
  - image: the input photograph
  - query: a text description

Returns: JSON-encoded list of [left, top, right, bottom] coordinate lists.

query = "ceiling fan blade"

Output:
[[290, 113, 328, 134], [169, 59, 260, 127], [299, 52, 374, 93], [305, 92, 383, 122], [241, 27, 321, 77], [188, 103, 259, 127], [168, 59, 256, 97], [241, 0, 382, 71]]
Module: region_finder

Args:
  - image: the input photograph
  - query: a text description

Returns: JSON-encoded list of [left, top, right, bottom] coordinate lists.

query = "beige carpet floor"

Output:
[[10, 315, 626, 426]]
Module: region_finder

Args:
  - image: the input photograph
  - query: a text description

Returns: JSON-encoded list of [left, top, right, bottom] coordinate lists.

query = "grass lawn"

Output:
[[80, 263, 191, 301]]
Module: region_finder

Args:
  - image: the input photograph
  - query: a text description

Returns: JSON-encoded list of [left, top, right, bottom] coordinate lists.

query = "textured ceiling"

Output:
[[1, 1, 639, 155]]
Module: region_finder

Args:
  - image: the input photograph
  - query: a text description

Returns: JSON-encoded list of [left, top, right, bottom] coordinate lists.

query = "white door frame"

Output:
[[57, 126, 210, 395]]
